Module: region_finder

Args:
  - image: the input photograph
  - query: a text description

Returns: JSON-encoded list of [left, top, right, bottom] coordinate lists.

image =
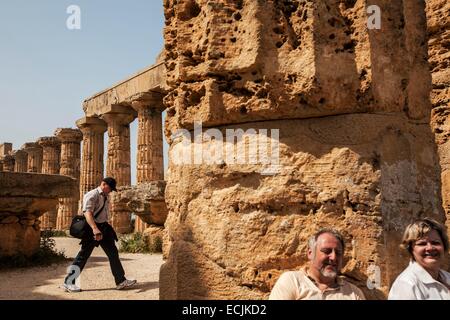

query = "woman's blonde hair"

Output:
[[401, 218, 449, 255]]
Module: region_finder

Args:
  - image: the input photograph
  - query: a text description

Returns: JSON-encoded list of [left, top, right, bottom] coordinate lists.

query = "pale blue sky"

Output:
[[0, 0, 167, 184]]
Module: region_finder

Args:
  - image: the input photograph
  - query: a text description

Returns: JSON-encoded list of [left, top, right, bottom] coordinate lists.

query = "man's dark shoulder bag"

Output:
[[70, 193, 106, 239]]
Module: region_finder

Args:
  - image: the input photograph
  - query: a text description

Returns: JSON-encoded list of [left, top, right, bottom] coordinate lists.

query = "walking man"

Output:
[[63, 177, 136, 292]]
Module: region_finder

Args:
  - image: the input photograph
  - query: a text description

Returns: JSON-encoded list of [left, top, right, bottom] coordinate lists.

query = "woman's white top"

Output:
[[388, 261, 450, 300]]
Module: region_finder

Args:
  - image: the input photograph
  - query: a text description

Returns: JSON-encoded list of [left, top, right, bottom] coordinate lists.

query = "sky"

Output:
[[0, 0, 167, 184]]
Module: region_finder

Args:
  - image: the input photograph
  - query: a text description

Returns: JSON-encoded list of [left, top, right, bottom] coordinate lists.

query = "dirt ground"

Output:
[[0, 237, 163, 300]]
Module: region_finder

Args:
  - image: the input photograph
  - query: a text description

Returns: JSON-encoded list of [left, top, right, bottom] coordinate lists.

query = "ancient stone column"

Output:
[[37, 136, 61, 230], [38, 137, 61, 174], [2, 155, 15, 172], [1, 143, 14, 173], [101, 108, 136, 234], [54, 128, 83, 231], [160, 0, 444, 300], [76, 116, 107, 203], [22, 142, 43, 173], [132, 95, 165, 183], [12, 150, 28, 173], [0, 143, 12, 157], [131, 94, 165, 233]]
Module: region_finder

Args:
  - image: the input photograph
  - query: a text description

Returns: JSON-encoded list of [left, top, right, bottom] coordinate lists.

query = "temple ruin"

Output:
[[78, 58, 167, 234]]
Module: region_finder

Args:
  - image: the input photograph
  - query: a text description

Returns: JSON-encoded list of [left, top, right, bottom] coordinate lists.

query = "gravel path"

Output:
[[0, 237, 163, 300]]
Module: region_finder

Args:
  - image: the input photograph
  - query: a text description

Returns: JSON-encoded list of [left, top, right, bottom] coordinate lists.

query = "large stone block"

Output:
[[161, 114, 443, 299], [114, 181, 168, 226], [0, 172, 77, 198], [163, 0, 431, 136], [0, 223, 40, 257], [160, 0, 444, 300], [0, 173, 78, 257]]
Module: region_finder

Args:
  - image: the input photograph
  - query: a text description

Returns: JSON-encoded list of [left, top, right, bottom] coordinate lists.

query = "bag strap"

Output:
[[93, 190, 107, 219]]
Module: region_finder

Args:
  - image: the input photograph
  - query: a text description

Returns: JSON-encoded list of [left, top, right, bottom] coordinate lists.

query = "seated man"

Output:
[[269, 228, 365, 300]]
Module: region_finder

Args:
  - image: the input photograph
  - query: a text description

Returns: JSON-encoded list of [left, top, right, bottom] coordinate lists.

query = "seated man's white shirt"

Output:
[[269, 269, 366, 300]]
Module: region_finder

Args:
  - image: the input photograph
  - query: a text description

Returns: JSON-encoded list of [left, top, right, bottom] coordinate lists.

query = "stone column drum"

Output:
[[131, 95, 165, 233], [77, 117, 107, 206], [102, 109, 136, 234], [22, 142, 43, 173], [37, 136, 61, 230], [12, 149, 28, 173], [55, 128, 83, 231]]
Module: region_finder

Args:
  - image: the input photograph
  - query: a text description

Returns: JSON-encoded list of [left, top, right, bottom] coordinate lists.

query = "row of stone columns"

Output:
[[77, 94, 165, 233], [0, 131, 83, 231], [1, 94, 165, 234]]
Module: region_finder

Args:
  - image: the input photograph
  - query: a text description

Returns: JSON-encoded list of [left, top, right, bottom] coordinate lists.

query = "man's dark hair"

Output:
[[102, 177, 117, 191]]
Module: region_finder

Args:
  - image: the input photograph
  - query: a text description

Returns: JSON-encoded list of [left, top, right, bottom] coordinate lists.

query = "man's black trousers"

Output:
[[64, 222, 125, 286]]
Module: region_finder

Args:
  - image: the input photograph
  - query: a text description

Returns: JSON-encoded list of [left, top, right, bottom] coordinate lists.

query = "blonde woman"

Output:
[[388, 218, 450, 300]]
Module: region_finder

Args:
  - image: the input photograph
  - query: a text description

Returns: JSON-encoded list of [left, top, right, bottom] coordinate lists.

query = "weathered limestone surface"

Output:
[[12, 149, 28, 173], [143, 225, 165, 255], [163, 0, 431, 135], [160, 0, 445, 300], [0, 172, 77, 257], [22, 142, 43, 173], [427, 0, 450, 233], [114, 181, 168, 226], [37, 136, 61, 230], [54, 128, 83, 231]]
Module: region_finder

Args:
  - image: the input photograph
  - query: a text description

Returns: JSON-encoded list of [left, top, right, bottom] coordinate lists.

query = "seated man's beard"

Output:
[[320, 264, 338, 278]]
